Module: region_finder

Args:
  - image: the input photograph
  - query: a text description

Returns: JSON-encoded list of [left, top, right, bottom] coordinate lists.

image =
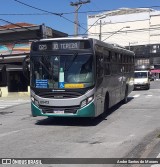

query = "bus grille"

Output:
[[37, 92, 82, 99], [40, 105, 80, 114]]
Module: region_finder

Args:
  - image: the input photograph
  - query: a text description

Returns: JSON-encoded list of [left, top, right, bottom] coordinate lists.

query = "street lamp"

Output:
[[102, 26, 130, 42], [99, 19, 105, 41]]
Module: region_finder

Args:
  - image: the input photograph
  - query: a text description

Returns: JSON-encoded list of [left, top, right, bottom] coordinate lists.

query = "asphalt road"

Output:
[[150, 80, 160, 89], [0, 81, 160, 167]]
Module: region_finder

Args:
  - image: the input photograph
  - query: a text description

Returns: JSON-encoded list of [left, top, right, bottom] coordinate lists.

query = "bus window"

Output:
[[96, 53, 103, 78], [104, 63, 110, 75], [103, 49, 111, 62], [111, 52, 117, 62]]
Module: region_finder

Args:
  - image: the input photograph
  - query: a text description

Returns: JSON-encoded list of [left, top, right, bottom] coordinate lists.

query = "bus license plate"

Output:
[[54, 110, 64, 114]]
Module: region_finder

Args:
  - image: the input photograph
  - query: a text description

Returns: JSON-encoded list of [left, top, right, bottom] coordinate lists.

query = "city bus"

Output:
[[29, 37, 134, 118]]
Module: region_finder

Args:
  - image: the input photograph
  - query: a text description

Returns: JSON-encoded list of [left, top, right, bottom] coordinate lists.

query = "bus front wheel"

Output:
[[100, 94, 109, 118]]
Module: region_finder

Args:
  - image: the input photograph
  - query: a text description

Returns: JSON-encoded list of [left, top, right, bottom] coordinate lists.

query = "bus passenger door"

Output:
[[121, 64, 126, 100], [95, 51, 104, 115]]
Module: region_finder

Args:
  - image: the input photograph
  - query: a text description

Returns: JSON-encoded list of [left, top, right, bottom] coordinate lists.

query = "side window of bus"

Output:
[[131, 56, 135, 71], [128, 56, 131, 72], [104, 64, 110, 75], [103, 49, 111, 75], [117, 53, 122, 73], [104, 49, 111, 62], [112, 52, 117, 62], [96, 51, 103, 78], [123, 55, 127, 72], [111, 52, 118, 74]]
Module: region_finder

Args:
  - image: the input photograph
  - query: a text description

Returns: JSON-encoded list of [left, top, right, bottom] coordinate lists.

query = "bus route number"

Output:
[[39, 44, 47, 50]]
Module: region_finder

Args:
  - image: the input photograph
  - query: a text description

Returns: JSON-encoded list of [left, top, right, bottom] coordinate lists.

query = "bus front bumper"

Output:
[[31, 102, 95, 117]]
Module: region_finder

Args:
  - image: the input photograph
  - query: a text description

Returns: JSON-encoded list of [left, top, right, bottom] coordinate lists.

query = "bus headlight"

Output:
[[34, 99, 39, 106], [31, 96, 39, 107], [80, 95, 94, 108], [31, 96, 34, 102]]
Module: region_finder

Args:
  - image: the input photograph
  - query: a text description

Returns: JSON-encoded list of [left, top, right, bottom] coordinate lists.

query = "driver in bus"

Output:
[[79, 61, 92, 82]]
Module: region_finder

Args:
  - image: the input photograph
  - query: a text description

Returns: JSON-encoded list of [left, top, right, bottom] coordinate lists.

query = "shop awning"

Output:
[[150, 69, 160, 73]]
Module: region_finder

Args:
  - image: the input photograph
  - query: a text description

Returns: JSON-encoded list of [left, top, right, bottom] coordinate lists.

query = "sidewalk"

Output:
[[0, 92, 30, 101]]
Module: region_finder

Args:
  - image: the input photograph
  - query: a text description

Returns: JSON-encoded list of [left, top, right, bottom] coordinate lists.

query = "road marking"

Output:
[[0, 130, 21, 137], [150, 164, 160, 166], [133, 94, 140, 98], [0, 128, 34, 138], [157, 153, 160, 158], [132, 94, 153, 98], [0, 100, 30, 109], [150, 153, 160, 167], [146, 95, 153, 97]]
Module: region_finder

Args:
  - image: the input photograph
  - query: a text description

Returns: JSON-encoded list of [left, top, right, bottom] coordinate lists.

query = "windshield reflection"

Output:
[[31, 54, 94, 89]]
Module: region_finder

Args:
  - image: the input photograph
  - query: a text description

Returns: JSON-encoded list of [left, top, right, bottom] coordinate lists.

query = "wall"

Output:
[[87, 9, 160, 47]]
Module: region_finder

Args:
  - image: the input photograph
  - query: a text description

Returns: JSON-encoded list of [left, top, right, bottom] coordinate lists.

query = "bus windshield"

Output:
[[30, 53, 94, 89]]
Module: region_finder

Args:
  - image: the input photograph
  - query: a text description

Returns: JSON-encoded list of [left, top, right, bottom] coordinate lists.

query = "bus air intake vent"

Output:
[[40, 105, 80, 114], [37, 92, 82, 99]]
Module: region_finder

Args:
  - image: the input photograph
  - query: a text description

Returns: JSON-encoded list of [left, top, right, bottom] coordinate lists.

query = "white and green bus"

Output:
[[29, 37, 134, 118]]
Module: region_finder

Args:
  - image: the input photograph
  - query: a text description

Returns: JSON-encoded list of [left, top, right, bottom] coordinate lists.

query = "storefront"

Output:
[[0, 23, 68, 97], [150, 69, 160, 80]]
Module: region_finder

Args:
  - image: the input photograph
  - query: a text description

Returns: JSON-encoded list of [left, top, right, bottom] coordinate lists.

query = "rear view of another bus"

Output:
[[134, 70, 150, 90]]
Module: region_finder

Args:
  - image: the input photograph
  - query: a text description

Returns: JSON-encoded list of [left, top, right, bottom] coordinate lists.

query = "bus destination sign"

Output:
[[34, 40, 91, 51], [52, 42, 79, 50]]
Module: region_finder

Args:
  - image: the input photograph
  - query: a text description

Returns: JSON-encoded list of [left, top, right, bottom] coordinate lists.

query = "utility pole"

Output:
[[99, 20, 102, 41], [70, 0, 90, 36]]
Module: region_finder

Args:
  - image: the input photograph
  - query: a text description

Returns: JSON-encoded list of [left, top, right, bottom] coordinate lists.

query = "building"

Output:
[[0, 23, 68, 97], [87, 8, 160, 78]]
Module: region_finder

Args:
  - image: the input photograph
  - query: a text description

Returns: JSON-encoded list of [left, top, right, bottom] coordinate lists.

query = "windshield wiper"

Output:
[[64, 52, 78, 72], [39, 60, 50, 75]]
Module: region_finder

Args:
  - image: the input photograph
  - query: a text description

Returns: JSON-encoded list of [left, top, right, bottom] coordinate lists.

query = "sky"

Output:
[[1, 0, 160, 36]]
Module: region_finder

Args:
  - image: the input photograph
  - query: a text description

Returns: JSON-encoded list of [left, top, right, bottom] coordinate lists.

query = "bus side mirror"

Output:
[[23, 55, 30, 80]]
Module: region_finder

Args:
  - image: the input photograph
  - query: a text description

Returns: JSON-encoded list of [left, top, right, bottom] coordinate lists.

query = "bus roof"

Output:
[[39, 36, 89, 41], [35, 37, 134, 55]]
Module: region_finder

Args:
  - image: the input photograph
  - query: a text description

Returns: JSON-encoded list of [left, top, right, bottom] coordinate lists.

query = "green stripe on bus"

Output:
[[31, 102, 95, 117]]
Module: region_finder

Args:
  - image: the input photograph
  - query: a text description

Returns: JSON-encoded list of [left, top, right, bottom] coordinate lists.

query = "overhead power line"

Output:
[[1, 5, 160, 16], [14, 0, 62, 16], [68, 25, 160, 37], [0, 13, 52, 16], [13, 0, 87, 32]]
